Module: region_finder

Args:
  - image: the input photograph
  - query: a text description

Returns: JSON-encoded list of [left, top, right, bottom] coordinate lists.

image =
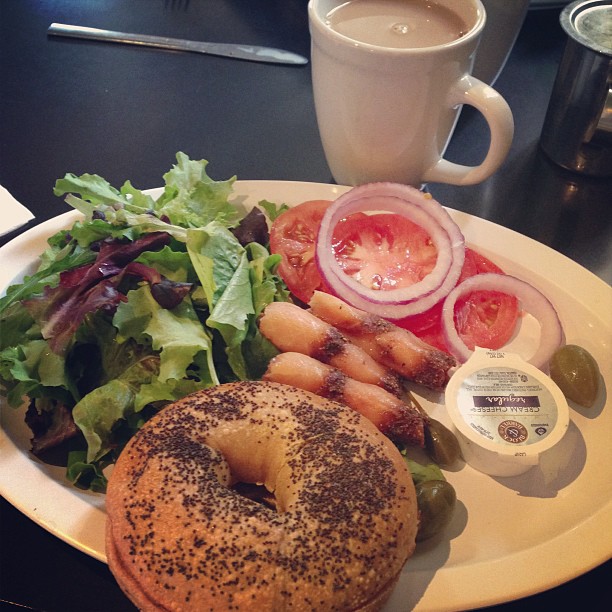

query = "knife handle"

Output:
[[48, 23, 190, 51], [47, 23, 308, 65]]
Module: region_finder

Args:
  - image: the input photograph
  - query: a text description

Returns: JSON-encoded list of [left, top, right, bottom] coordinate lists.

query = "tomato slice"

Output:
[[396, 302, 447, 351], [269, 200, 333, 304], [453, 250, 519, 350], [270, 201, 519, 355], [270, 205, 427, 302], [332, 213, 437, 290], [397, 248, 519, 352]]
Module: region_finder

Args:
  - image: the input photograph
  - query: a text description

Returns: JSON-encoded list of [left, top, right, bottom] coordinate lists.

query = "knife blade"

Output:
[[47, 23, 308, 66]]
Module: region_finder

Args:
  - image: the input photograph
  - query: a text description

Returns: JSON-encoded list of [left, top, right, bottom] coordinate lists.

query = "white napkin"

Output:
[[0, 185, 35, 237]]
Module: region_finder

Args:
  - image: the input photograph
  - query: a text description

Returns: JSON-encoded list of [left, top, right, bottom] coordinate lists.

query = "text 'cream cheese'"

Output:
[[445, 349, 570, 477]]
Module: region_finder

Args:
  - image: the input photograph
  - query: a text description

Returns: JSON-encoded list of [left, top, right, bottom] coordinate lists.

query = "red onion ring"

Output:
[[315, 183, 465, 318], [441, 272, 563, 370]]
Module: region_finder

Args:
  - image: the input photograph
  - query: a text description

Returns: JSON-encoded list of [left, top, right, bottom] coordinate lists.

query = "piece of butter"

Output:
[[445, 348, 570, 477]]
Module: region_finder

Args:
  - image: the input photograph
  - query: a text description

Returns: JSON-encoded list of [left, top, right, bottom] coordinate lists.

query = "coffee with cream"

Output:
[[325, 0, 469, 49], [309, 0, 513, 187]]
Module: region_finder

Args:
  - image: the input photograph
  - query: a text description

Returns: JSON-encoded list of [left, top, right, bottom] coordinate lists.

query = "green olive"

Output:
[[415, 480, 457, 541], [550, 344, 600, 408], [424, 418, 462, 468]]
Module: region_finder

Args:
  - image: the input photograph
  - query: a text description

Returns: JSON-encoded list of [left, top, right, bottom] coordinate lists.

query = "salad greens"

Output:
[[0, 153, 289, 491]]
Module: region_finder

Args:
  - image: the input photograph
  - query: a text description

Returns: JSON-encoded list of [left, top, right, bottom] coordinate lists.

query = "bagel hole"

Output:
[[232, 482, 277, 511]]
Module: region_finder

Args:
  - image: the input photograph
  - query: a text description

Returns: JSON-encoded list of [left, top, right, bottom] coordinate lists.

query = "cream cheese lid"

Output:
[[445, 348, 570, 477]]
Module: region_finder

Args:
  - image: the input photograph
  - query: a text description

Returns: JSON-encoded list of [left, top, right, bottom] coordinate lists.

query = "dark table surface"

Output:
[[1, 1, 610, 611]]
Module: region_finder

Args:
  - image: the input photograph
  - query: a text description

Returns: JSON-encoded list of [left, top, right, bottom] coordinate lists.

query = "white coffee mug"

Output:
[[308, 0, 515, 187]]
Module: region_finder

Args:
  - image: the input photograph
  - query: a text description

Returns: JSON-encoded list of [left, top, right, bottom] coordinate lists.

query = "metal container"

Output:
[[540, 0, 612, 177]]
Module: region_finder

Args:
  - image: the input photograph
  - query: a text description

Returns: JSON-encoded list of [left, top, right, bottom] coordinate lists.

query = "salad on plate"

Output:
[[0, 153, 291, 491]]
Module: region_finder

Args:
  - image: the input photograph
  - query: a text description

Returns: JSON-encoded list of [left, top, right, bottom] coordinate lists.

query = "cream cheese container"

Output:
[[445, 349, 570, 477]]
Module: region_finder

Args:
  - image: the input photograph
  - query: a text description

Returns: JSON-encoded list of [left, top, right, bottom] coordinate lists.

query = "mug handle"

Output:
[[423, 75, 514, 185]]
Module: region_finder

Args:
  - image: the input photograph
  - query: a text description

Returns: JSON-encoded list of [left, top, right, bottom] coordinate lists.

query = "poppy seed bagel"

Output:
[[105, 380, 418, 611]]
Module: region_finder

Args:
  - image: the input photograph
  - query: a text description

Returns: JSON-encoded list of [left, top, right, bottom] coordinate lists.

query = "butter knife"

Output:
[[48, 23, 308, 66]]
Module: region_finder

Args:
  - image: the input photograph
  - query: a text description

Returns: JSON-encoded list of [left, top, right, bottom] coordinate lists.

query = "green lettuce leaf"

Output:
[[66, 450, 108, 492], [53, 172, 134, 206], [186, 223, 259, 379], [135, 245, 193, 283], [72, 353, 160, 462], [0, 302, 37, 350], [257, 199, 289, 222], [0, 340, 72, 407], [156, 152, 238, 228], [113, 285, 217, 399], [72, 379, 135, 463]]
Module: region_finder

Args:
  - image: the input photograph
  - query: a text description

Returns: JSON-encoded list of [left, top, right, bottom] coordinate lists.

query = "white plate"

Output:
[[1, 180, 610, 611]]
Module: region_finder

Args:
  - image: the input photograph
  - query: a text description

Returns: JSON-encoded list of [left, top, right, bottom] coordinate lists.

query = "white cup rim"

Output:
[[308, 0, 487, 55]]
